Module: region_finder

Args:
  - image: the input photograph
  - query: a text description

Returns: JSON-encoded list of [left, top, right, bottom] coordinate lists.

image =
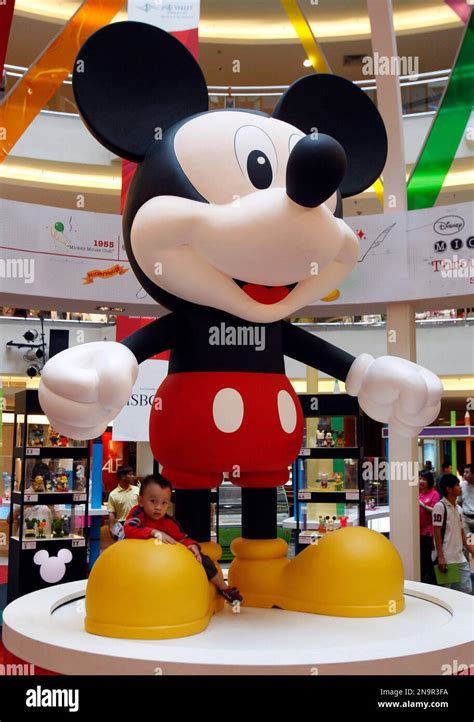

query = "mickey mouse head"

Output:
[[33, 548, 72, 583]]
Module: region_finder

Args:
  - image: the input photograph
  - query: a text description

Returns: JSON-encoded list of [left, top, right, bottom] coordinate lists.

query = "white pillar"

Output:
[[386, 303, 420, 581], [366, 0, 420, 580]]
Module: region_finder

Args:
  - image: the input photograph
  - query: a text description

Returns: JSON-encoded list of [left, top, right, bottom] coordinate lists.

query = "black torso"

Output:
[[169, 308, 286, 374]]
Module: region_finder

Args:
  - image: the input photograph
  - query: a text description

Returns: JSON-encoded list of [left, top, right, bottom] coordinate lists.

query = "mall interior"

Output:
[[0, 0, 472, 681]]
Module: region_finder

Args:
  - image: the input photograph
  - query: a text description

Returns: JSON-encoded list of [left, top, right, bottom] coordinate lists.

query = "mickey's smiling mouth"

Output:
[[233, 279, 297, 305]]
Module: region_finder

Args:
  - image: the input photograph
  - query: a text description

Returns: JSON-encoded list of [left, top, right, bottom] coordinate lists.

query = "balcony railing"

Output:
[[1, 66, 449, 118]]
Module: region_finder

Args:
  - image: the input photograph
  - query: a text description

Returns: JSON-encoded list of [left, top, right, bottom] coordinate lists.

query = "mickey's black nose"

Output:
[[286, 133, 347, 208]]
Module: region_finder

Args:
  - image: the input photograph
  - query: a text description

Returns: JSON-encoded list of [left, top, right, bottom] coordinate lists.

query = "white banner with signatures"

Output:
[[0, 198, 472, 311]]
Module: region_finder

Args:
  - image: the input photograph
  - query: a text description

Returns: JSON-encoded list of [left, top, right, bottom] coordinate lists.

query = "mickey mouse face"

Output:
[[73, 22, 387, 323]]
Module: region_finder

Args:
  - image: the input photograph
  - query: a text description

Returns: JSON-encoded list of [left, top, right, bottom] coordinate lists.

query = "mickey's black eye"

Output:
[[235, 125, 277, 189], [247, 150, 273, 189]]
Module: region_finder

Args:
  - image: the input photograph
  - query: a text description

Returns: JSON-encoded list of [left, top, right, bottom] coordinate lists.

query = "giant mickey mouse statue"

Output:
[[39, 22, 443, 637]]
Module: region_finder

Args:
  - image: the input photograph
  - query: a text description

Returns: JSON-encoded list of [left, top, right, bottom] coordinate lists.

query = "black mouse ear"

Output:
[[273, 74, 387, 198], [73, 21, 209, 162]]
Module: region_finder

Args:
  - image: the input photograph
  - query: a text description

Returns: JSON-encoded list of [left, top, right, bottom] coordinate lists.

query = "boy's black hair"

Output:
[[117, 465, 134, 479], [441, 460, 452, 471], [439, 473, 459, 498], [139, 473, 173, 496], [419, 470, 434, 489]]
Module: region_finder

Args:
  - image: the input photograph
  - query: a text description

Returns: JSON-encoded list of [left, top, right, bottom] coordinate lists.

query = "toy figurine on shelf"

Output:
[[63, 515, 71, 536], [334, 473, 344, 491], [49, 428, 61, 446], [336, 431, 344, 447], [339, 515, 349, 527], [49, 427, 69, 447], [366, 497, 376, 510], [37, 519, 47, 538], [326, 516, 337, 532], [51, 517, 66, 538], [45, 477, 53, 493], [29, 425, 44, 446], [318, 516, 327, 534], [325, 431, 334, 447], [316, 429, 325, 447], [25, 475, 46, 494], [73, 465, 86, 492], [24, 518, 38, 538], [319, 473, 328, 489], [54, 469, 70, 492]]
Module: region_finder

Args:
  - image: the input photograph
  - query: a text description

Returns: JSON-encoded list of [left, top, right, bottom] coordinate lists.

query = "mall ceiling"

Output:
[[7, 0, 465, 84], [2, 1, 469, 213]]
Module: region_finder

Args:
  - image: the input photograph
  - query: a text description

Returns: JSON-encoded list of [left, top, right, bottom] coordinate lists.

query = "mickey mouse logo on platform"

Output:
[[33, 548, 72, 584]]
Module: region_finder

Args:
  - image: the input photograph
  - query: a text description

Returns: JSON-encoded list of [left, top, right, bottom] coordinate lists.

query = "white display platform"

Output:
[[3, 581, 473, 675]]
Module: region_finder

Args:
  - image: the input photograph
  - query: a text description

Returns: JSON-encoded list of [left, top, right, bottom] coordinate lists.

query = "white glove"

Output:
[[39, 342, 139, 440], [345, 353, 443, 437]]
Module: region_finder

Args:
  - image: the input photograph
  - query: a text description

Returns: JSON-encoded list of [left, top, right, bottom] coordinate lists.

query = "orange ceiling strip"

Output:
[[0, 0, 126, 164]]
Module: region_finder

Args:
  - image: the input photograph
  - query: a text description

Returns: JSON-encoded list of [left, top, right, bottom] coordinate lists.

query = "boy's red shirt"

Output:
[[123, 504, 198, 548]]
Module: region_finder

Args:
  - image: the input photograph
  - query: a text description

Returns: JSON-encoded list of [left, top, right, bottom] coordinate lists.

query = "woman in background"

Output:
[[419, 470, 440, 584]]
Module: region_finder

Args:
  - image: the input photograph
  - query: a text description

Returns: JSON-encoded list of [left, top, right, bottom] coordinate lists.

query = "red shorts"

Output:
[[149, 372, 303, 489]]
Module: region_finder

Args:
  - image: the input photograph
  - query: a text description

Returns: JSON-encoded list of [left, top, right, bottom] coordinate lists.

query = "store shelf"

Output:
[[14, 446, 88, 459], [298, 489, 360, 503], [11, 534, 85, 543], [8, 389, 90, 603], [298, 447, 362, 459], [12, 491, 87, 505]]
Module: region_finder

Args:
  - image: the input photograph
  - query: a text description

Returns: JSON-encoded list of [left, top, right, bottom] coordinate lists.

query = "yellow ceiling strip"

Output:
[[280, 0, 330, 73], [0, 0, 126, 164]]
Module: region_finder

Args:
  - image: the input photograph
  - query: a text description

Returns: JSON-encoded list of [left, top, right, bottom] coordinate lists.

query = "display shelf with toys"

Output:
[[293, 394, 365, 554], [7, 390, 90, 603]]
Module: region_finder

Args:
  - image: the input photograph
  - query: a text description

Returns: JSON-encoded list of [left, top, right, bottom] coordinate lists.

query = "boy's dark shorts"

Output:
[[201, 553, 218, 580]]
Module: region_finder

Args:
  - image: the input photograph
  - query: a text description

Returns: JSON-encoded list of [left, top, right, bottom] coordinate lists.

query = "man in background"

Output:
[[459, 463, 474, 540], [107, 465, 140, 541]]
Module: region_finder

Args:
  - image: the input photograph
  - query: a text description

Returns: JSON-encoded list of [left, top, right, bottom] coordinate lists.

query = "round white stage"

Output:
[[3, 581, 473, 675]]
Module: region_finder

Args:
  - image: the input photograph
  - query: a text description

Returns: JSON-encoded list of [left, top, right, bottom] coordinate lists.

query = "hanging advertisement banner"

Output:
[[0, 198, 472, 312]]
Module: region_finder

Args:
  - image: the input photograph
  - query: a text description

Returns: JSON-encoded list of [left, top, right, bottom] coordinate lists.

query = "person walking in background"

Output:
[[433, 474, 474, 595], [436, 460, 452, 492], [459, 463, 474, 540], [107, 465, 140, 541], [418, 470, 440, 585]]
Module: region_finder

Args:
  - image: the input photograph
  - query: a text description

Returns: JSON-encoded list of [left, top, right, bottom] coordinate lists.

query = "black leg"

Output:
[[241, 487, 277, 539], [174, 489, 211, 542]]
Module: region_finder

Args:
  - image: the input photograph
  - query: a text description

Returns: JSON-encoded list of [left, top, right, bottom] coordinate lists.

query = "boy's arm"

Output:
[[433, 527, 446, 572], [123, 509, 155, 539]]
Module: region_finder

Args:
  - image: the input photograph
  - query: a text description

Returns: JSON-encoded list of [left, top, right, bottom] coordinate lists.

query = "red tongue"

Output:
[[241, 284, 291, 304]]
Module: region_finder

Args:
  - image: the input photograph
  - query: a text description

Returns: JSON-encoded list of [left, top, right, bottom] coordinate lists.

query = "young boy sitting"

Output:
[[124, 474, 243, 604]]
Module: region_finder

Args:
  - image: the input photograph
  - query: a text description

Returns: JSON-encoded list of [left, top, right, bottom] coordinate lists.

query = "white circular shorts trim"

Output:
[[277, 389, 297, 433], [212, 388, 244, 433]]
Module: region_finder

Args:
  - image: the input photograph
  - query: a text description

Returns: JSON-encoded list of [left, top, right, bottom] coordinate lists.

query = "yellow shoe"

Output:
[[85, 539, 220, 639], [228, 537, 289, 608], [228, 528, 404, 617]]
